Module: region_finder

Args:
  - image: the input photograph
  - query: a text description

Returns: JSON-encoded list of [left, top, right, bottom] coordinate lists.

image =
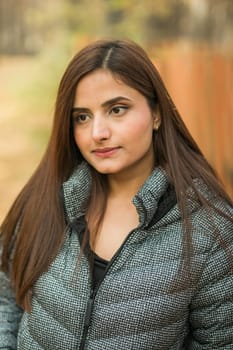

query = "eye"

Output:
[[73, 113, 91, 124], [110, 105, 128, 116]]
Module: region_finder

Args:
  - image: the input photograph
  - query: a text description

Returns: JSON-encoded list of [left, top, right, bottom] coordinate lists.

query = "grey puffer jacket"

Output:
[[1, 163, 233, 349]]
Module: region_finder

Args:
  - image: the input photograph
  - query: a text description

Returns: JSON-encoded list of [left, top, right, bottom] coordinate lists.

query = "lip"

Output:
[[92, 147, 120, 157]]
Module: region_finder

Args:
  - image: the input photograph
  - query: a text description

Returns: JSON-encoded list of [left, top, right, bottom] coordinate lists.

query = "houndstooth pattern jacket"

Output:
[[1, 162, 233, 349]]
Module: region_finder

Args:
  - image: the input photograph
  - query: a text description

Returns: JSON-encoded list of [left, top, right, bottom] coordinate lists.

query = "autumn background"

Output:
[[0, 0, 233, 222]]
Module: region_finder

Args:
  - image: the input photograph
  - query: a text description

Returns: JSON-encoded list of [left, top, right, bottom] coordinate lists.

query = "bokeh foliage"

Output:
[[0, 0, 232, 55]]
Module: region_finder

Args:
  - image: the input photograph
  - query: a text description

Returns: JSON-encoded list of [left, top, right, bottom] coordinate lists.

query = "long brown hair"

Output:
[[1, 39, 232, 311]]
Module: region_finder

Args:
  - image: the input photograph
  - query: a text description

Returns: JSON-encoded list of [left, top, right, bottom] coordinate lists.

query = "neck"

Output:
[[107, 167, 154, 200]]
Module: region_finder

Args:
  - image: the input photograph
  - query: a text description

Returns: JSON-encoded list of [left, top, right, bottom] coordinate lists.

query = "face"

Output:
[[72, 69, 160, 180]]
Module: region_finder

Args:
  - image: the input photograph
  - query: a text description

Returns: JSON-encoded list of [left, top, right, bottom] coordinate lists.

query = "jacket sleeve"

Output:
[[0, 249, 23, 349], [188, 209, 233, 349]]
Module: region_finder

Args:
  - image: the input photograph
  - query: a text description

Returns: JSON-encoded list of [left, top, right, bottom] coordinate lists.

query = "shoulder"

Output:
[[190, 180, 233, 239]]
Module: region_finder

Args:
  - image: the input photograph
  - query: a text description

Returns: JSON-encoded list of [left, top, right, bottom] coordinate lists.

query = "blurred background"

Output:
[[0, 0, 233, 222]]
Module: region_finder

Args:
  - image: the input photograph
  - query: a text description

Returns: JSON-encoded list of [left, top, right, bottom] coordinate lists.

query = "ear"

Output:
[[153, 107, 161, 131]]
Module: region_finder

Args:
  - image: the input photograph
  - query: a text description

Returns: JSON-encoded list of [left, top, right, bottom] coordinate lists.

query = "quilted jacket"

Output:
[[0, 162, 233, 349]]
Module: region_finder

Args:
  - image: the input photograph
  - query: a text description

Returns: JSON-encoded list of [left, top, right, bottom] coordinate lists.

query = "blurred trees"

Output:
[[0, 0, 30, 54], [0, 0, 232, 55], [187, 0, 233, 45]]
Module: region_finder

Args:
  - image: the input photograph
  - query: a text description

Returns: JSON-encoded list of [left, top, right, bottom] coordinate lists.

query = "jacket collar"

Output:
[[62, 162, 176, 227], [62, 162, 92, 223]]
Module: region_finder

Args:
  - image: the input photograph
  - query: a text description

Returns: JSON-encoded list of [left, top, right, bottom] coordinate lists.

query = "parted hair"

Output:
[[1, 39, 232, 311]]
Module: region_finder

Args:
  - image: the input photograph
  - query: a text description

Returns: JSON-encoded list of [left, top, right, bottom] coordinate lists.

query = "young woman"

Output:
[[1, 39, 233, 349]]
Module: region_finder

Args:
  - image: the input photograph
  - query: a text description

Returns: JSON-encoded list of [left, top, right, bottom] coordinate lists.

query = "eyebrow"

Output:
[[72, 96, 132, 112]]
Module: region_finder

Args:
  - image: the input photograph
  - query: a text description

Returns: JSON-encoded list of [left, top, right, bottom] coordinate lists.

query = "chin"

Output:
[[95, 168, 117, 174], [92, 164, 121, 175]]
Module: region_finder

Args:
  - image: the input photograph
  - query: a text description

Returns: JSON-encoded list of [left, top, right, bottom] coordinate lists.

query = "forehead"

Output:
[[73, 68, 142, 107]]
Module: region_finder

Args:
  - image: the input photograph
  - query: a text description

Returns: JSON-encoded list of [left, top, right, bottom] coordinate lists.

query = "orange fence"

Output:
[[154, 45, 233, 198]]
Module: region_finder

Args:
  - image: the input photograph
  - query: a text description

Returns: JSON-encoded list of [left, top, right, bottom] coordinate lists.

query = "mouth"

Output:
[[92, 147, 121, 157]]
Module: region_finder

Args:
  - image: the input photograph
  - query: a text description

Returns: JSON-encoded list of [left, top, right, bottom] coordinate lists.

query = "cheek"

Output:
[[73, 129, 86, 150], [129, 117, 154, 140]]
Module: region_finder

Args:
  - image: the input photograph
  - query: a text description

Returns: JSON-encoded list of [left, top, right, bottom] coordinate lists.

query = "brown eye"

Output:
[[110, 106, 128, 116], [79, 114, 89, 122], [73, 114, 91, 124]]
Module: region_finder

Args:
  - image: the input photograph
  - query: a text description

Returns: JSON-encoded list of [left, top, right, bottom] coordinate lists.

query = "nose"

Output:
[[92, 116, 111, 142]]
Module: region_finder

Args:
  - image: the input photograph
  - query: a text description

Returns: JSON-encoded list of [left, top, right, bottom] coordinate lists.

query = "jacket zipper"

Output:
[[79, 289, 95, 350], [64, 181, 175, 349], [78, 227, 138, 350]]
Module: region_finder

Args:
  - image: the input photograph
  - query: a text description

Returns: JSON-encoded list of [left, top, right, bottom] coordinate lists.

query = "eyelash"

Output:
[[109, 105, 129, 116], [72, 113, 90, 125], [72, 105, 129, 124]]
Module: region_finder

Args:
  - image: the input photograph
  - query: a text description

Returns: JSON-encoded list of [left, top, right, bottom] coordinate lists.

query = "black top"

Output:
[[73, 221, 109, 289], [93, 252, 109, 288], [71, 184, 177, 289]]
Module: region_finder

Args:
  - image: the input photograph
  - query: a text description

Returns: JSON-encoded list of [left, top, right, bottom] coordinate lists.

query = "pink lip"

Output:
[[92, 147, 120, 157]]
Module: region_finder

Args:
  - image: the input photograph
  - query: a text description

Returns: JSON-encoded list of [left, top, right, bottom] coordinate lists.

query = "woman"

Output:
[[0, 39, 233, 349]]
